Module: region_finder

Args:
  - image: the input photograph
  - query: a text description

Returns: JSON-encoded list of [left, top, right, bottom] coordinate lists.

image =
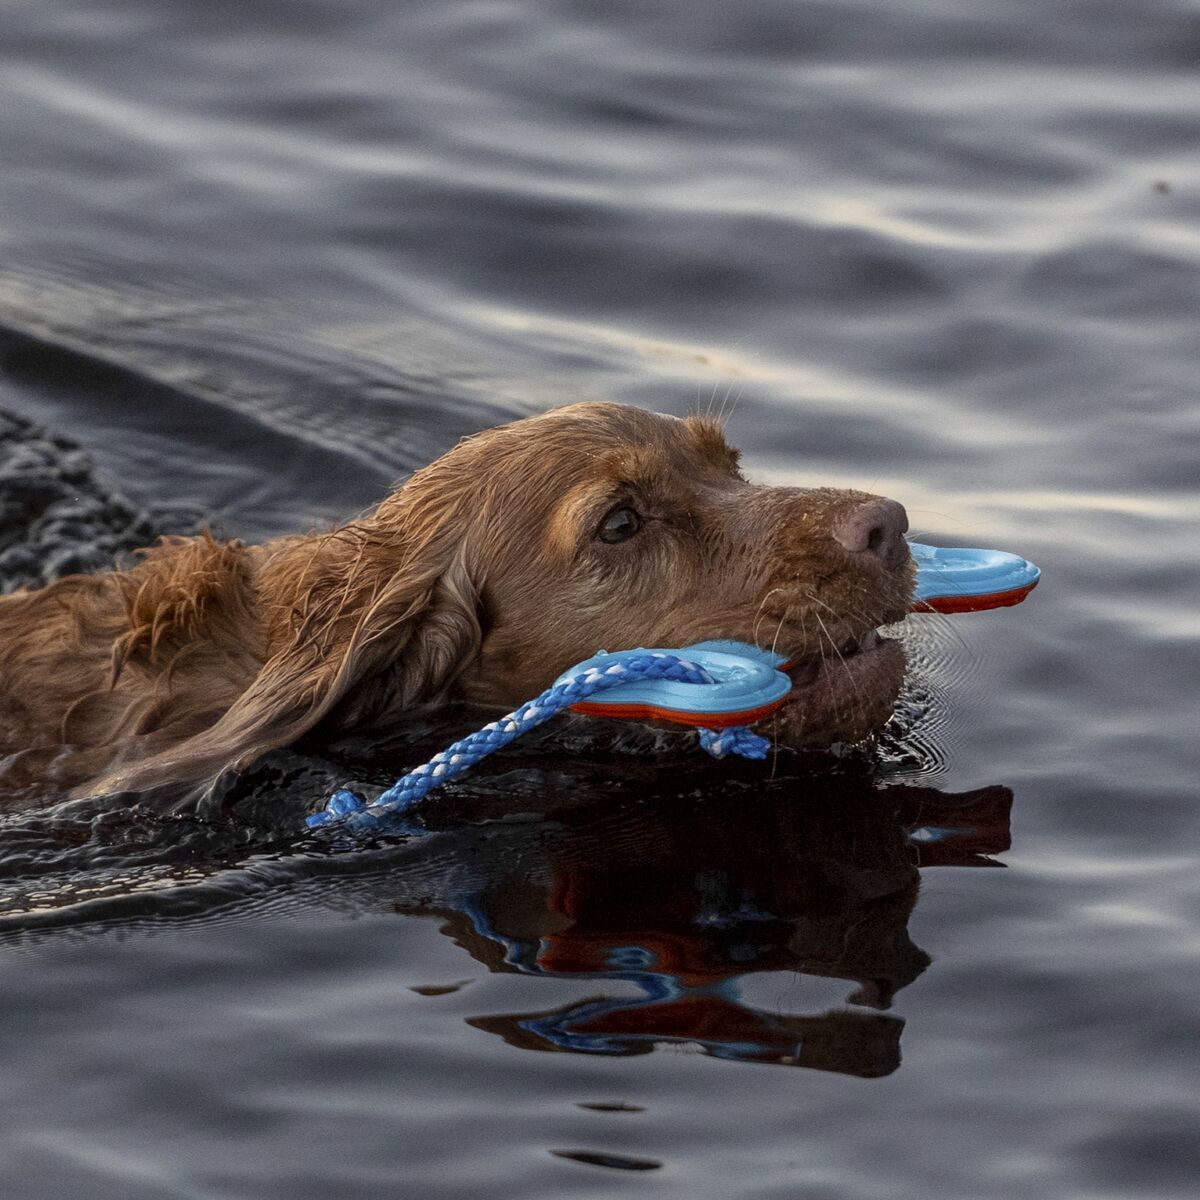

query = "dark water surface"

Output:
[[2, 2, 1199, 1197]]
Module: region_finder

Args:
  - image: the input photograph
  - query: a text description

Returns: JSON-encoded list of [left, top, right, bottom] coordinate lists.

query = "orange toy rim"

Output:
[[569, 697, 790, 729], [911, 578, 1039, 614]]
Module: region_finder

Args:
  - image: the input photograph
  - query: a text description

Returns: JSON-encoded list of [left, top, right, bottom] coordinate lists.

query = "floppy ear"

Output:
[[84, 533, 483, 798]]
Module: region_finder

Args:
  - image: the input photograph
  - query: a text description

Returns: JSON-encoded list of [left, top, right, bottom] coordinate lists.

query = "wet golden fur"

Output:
[[0, 403, 913, 801]]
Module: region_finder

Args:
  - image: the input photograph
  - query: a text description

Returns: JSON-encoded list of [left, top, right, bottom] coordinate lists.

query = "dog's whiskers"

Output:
[[751, 587, 787, 649], [811, 608, 860, 699]]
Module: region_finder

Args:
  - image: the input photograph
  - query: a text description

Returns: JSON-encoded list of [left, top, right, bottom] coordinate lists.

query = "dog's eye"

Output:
[[596, 505, 644, 544]]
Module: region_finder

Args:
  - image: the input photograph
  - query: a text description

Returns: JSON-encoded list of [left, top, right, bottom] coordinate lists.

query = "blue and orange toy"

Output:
[[307, 543, 1039, 832], [908, 542, 1040, 614]]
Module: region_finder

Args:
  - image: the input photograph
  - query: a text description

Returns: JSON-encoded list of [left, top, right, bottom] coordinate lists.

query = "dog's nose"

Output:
[[832, 497, 910, 570]]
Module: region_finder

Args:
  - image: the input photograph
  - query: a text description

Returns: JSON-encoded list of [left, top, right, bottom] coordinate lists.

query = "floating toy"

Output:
[[307, 541, 1040, 833], [909, 542, 1040, 614], [307, 649, 780, 833], [564, 640, 791, 729]]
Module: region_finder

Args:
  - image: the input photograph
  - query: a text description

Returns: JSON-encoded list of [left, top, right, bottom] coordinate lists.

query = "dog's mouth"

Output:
[[772, 626, 906, 746], [780, 626, 889, 687]]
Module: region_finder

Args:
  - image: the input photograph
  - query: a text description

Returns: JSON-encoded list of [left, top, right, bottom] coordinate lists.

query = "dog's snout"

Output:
[[832, 497, 910, 570]]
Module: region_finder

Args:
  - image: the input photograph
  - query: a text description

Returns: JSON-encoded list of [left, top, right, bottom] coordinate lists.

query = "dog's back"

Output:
[[0, 534, 268, 794]]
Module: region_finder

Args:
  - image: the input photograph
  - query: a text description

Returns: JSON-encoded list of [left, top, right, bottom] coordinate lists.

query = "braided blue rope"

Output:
[[307, 651, 771, 833]]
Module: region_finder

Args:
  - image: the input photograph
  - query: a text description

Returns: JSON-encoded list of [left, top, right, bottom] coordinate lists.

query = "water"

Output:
[[1, 1, 1199, 1196]]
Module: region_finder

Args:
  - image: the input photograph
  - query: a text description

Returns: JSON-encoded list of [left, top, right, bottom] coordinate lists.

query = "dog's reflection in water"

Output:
[[387, 769, 1011, 1077]]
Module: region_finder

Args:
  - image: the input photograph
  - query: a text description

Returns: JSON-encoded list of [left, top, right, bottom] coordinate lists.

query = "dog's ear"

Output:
[[85, 535, 482, 798]]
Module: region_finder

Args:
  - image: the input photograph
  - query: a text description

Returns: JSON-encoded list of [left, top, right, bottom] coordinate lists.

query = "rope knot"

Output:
[[698, 726, 771, 760]]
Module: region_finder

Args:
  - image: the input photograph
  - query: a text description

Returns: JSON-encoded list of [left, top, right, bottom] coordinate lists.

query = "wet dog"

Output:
[[0, 403, 913, 798]]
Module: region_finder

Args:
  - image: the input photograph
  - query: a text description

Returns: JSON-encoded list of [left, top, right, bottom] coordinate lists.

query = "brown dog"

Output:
[[0, 403, 913, 800]]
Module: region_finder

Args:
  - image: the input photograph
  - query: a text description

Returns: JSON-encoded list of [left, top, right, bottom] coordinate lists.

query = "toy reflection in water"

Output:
[[390, 769, 1011, 1077]]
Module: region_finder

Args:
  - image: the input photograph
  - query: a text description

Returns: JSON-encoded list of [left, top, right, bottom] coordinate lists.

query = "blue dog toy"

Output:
[[307, 644, 790, 832], [909, 542, 1039, 613], [307, 543, 1039, 833]]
